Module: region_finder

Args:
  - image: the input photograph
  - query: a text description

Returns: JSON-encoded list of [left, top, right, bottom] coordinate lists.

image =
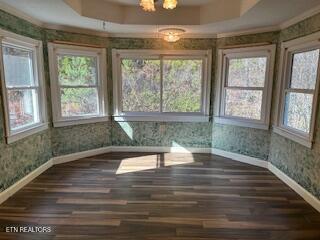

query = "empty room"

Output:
[[0, 0, 320, 239]]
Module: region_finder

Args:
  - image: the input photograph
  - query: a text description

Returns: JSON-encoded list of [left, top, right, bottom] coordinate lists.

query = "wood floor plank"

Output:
[[0, 152, 319, 239]]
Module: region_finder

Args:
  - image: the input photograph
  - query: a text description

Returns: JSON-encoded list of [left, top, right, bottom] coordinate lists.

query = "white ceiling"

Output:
[[1, 0, 320, 37]]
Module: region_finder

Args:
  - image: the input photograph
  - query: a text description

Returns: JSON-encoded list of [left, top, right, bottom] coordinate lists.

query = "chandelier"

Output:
[[140, 0, 178, 12], [159, 28, 185, 42]]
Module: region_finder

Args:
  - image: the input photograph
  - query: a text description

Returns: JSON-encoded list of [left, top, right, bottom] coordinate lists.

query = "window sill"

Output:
[[53, 116, 110, 128], [214, 117, 269, 130], [113, 115, 210, 122], [6, 123, 49, 144], [272, 126, 312, 148]]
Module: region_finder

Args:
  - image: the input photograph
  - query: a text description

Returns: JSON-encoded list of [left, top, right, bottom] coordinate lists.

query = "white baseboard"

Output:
[[111, 146, 212, 154], [268, 163, 320, 213], [211, 148, 269, 168], [52, 146, 112, 165], [1, 146, 319, 213], [211, 148, 320, 212], [0, 160, 53, 204]]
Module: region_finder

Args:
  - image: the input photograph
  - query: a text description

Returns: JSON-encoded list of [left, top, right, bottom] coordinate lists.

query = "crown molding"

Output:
[[0, 2, 43, 27], [43, 23, 109, 38], [0, 2, 320, 40], [108, 32, 217, 39], [216, 25, 280, 39], [280, 4, 320, 29]]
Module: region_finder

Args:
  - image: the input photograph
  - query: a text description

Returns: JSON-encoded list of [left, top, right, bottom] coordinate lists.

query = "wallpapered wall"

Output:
[[269, 13, 320, 199], [108, 38, 215, 149], [45, 29, 112, 156], [49, 34, 215, 154], [0, 9, 319, 201], [0, 10, 52, 192], [212, 32, 279, 160]]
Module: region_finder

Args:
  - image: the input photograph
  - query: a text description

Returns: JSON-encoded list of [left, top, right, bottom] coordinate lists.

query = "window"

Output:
[[274, 33, 320, 148], [215, 45, 276, 129], [112, 50, 211, 122], [0, 29, 47, 144], [48, 43, 108, 127]]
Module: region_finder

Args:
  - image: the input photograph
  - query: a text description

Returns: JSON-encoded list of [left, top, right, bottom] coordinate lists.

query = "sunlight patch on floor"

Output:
[[164, 154, 194, 167], [116, 155, 160, 174], [116, 153, 195, 174]]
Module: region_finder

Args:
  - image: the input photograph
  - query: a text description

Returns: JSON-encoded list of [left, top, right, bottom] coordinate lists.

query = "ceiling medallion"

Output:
[[140, 0, 178, 12], [159, 28, 185, 42]]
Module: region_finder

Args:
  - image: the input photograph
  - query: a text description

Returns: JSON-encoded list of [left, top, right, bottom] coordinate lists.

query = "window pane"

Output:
[[61, 88, 99, 117], [290, 49, 319, 89], [8, 89, 39, 130], [58, 55, 97, 86], [284, 92, 313, 133], [2, 45, 35, 87], [227, 57, 267, 87], [163, 59, 202, 112], [121, 59, 160, 112], [225, 89, 262, 120]]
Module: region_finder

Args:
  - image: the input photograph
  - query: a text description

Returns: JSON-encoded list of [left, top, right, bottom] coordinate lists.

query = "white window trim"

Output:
[[214, 44, 276, 130], [273, 32, 320, 148], [0, 29, 48, 144], [48, 43, 108, 128], [112, 49, 212, 122]]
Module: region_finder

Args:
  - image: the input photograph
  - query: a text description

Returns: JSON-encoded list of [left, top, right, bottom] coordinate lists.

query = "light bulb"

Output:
[[164, 33, 180, 42], [163, 0, 178, 10], [140, 0, 156, 12]]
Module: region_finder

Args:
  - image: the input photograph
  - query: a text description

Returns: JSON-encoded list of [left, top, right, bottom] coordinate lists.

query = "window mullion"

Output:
[[224, 86, 264, 91], [160, 55, 163, 113], [59, 85, 98, 88], [6, 86, 38, 90], [284, 88, 314, 94]]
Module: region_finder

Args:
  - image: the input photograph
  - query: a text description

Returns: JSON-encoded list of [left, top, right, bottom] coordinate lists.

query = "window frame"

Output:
[[112, 49, 212, 122], [214, 45, 276, 130], [0, 29, 48, 144], [48, 43, 108, 127], [274, 32, 320, 148]]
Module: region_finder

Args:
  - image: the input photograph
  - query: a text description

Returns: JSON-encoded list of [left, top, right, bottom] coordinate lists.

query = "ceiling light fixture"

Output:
[[140, 0, 156, 12], [159, 28, 185, 42], [163, 0, 178, 10], [140, 0, 178, 12]]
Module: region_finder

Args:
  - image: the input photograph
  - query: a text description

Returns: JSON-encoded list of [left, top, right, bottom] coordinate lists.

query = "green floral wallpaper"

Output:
[[268, 12, 320, 199], [108, 37, 215, 149], [112, 122, 212, 148], [48, 35, 215, 154], [0, 10, 52, 192], [44, 29, 112, 156], [212, 123, 271, 160], [212, 31, 279, 160]]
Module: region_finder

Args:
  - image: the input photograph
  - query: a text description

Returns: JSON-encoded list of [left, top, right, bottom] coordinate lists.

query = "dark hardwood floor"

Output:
[[0, 152, 319, 240]]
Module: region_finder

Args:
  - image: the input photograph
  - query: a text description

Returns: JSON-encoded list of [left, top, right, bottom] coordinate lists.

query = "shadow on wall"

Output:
[[112, 121, 212, 148]]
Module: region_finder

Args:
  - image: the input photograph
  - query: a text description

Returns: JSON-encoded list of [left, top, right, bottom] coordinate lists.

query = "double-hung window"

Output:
[[112, 50, 212, 122], [215, 45, 276, 129], [48, 43, 108, 127], [274, 33, 320, 148], [0, 29, 47, 143]]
